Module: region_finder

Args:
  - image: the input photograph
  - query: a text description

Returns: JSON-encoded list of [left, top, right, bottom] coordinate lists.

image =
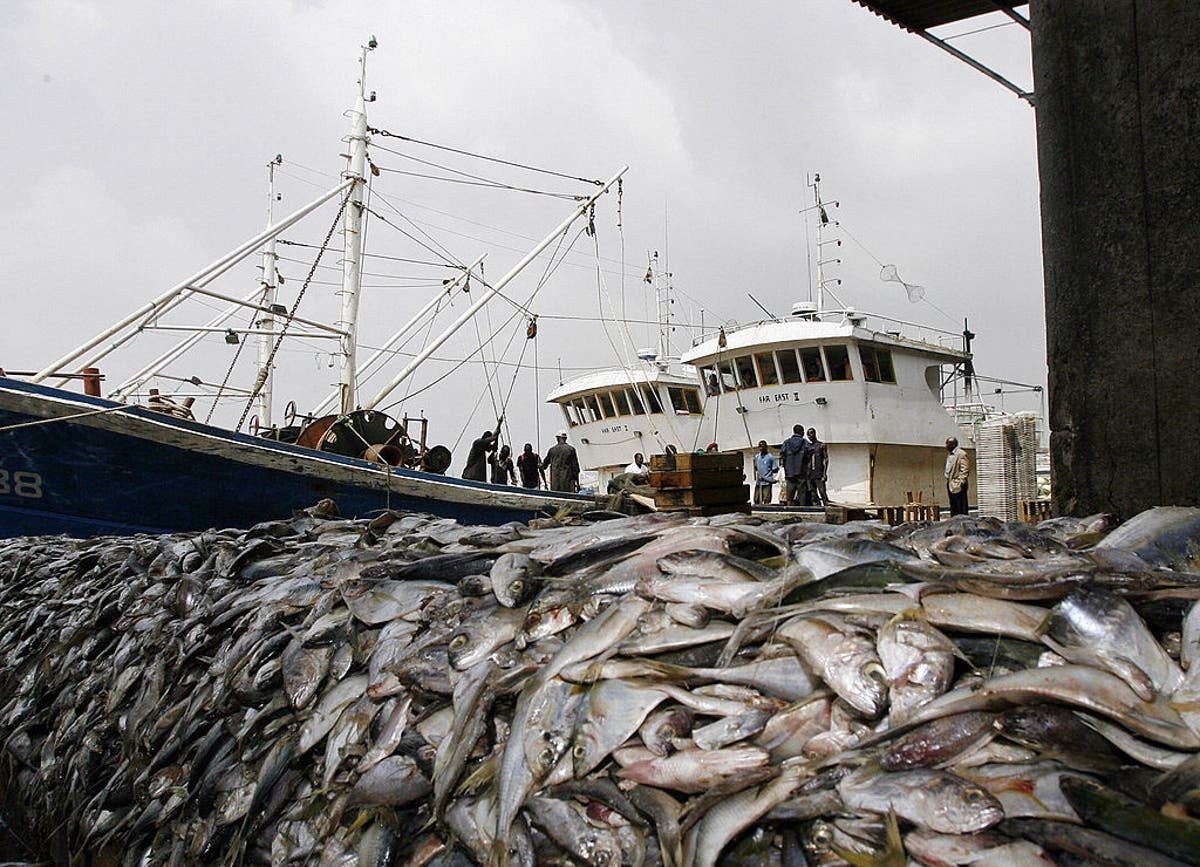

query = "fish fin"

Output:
[[831, 809, 905, 867], [883, 607, 925, 627], [459, 753, 499, 793]]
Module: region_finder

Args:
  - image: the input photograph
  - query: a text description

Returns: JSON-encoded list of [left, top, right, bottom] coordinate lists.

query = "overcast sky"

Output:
[[1, 1, 1042, 464]]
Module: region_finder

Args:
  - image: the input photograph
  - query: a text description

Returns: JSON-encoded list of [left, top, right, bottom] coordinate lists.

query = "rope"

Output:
[[235, 190, 352, 432], [204, 314, 253, 424], [0, 404, 129, 433]]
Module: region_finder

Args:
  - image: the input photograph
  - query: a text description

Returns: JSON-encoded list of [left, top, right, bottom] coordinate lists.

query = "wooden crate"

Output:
[[649, 451, 743, 472], [649, 468, 744, 490], [1020, 499, 1053, 523], [654, 485, 751, 508]]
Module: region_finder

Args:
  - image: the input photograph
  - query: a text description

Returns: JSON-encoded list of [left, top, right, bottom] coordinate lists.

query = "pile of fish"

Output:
[[3, 501, 1200, 866]]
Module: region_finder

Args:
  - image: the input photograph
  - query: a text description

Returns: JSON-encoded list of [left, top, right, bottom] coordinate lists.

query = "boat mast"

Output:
[[334, 37, 376, 416], [813, 174, 827, 312], [256, 154, 284, 427], [650, 251, 673, 360]]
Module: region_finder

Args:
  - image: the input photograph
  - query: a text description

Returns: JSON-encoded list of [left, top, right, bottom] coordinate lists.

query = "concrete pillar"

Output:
[[1031, 1, 1200, 517]]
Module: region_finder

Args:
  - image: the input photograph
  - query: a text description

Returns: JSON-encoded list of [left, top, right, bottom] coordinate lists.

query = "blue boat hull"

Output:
[[0, 379, 589, 538]]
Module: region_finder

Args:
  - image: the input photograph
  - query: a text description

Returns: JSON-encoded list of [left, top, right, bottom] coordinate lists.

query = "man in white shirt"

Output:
[[624, 452, 649, 481]]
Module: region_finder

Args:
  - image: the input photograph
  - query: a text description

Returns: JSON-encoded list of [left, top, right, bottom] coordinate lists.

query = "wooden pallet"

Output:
[[1020, 498, 1053, 523], [879, 503, 943, 526]]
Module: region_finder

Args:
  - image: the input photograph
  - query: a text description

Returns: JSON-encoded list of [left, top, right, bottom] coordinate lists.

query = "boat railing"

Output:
[[689, 308, 966, 353]]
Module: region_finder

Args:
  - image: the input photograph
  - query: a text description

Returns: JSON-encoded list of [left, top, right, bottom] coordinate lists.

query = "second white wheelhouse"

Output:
[[681, 304, 976, 506]]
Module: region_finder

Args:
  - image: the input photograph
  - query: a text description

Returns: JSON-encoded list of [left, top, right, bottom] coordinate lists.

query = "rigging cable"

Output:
[[590, 227, 685, 453], [235, 191, 352, 432], [368, 143, 579, 199], [836, 220, 955, 323], [394, 223, 586, 428], [367, 126, 603, 186]]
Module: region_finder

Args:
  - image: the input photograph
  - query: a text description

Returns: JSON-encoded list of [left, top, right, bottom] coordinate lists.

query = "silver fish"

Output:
[[837, 766, 1004, 833], [779, 613, 889, 718], [876, 609, 957, 724], [1039, 585, 1183, 700], [489, 552, 543, 608]]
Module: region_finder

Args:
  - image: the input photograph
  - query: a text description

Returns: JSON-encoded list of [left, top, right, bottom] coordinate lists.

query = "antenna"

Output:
[[747, 292, 780, 322], [359, 36, 378, 101]]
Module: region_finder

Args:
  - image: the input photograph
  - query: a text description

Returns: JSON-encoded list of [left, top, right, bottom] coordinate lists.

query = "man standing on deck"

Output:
[[516, 443, 545, 489], [945, 437, 970, 516], [807, 427, 828, 507], [779, 424, 810, 506], [462, 425, 500, 482], [753, 440, 779, 505], [542, 430, 580, 492]]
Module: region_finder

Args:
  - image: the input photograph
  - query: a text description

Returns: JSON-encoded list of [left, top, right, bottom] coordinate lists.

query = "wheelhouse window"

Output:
[[701, 366, 721, 395], [755, 352, 779, 386], [668, 386, 703, 415], [734, 355, 759, 389], [584, 395, 601, 422], [641, 385, 664, 414], [777, 349, 803, 384], [800, 348, 824, 382], [826, 345, 853, 381], [600, 392, 617, 418], [717, 360, 738, 390], [860, 345, 896, 384], [629, 389, 646, 415], [613, 388, 632, 416]]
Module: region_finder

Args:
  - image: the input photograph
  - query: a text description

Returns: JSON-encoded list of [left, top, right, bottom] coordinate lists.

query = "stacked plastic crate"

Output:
[[976, 413, 1039, 521]]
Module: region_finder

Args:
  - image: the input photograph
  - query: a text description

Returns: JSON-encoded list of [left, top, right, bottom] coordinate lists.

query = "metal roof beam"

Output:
[[916, 27, 1034, 103]]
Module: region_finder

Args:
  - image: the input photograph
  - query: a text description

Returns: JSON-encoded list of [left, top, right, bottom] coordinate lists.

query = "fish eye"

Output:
[[963, 787, 987, 803], [510, 580, 524, 594], [448, 634, 468, 651], [538, 747, 556, 767], [862, 662, 888, 685], [811, 825, 834, 849], [594, 852, 611, 865], [524, 612, 541, 629], [573, 744, 587, 758]]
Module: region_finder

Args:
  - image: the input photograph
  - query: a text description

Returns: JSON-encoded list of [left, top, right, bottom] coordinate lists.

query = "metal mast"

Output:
[[650, 251, 672, 360], [809, 173, 842, 313], [255, 154, 283, 427], [335, 38, 376, 416]]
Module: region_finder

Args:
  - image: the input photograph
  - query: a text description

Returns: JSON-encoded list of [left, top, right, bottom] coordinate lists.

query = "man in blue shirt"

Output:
[[752, 440, 779, 505]]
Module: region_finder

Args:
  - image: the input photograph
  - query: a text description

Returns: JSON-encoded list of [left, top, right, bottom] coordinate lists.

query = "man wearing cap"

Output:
[[542, 429, 581, 492]]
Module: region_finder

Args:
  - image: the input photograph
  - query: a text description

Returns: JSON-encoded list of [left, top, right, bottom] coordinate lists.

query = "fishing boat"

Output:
[[0, 43, 618, 538], [547, 175, 1033, 509]]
